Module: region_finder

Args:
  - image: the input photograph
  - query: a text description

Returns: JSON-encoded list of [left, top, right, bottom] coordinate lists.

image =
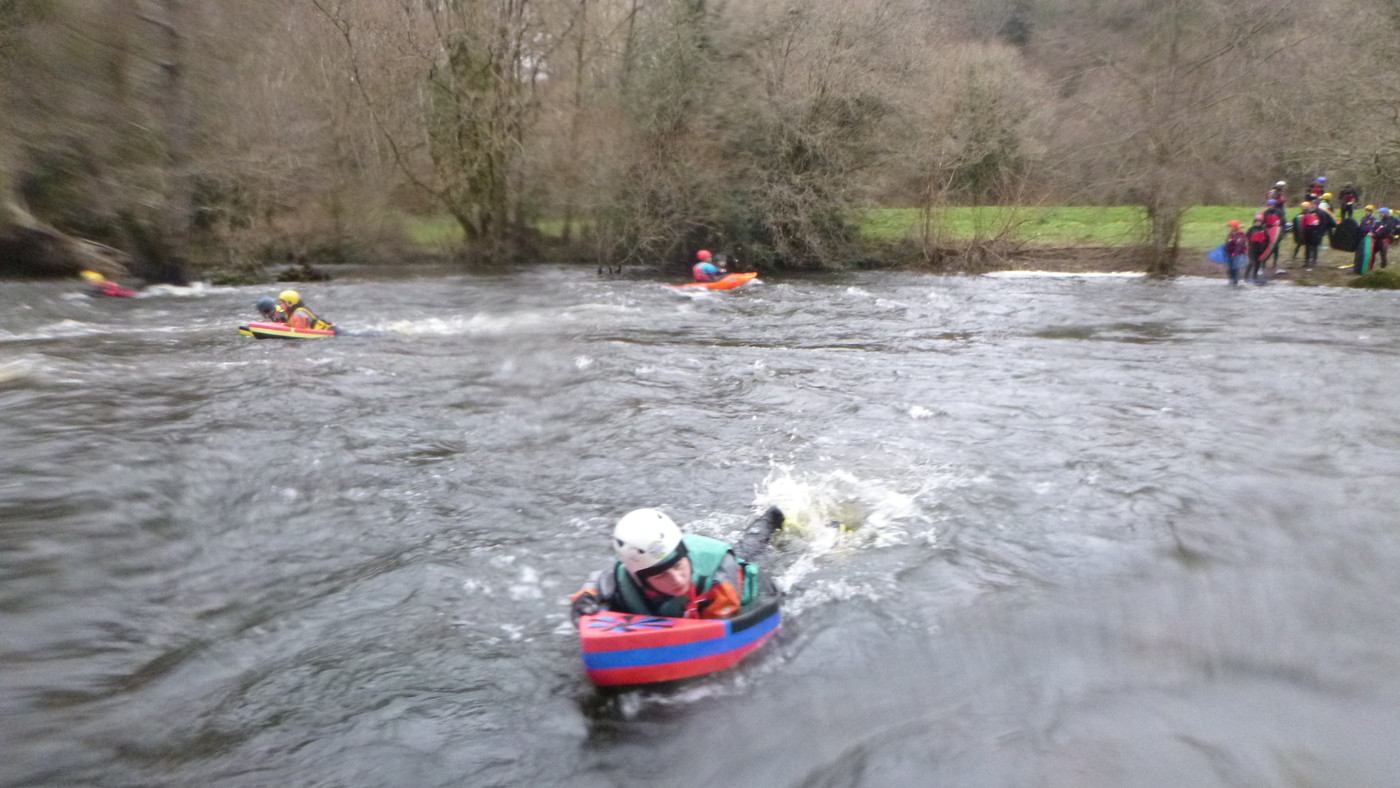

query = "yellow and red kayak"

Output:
[[667, 272, 759, 291], [238, 321, 336, 340]]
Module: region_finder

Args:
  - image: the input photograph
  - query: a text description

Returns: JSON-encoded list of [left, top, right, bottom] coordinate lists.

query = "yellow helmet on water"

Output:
[[79, 270, 105, 284], [278, 289, 300, 305]]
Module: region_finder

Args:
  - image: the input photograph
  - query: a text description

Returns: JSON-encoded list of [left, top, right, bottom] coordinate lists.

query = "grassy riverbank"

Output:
[[400, 205, 1387, 286], [856, 205, 1262, 251], [405, 205, 1263, 253]]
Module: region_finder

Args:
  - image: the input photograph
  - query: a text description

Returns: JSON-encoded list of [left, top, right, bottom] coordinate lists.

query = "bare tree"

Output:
[[1043, 0, 1305, 275], [312, 0, 549, 263], [884, 39, 1051, 266], [576, 0, 927, 271]]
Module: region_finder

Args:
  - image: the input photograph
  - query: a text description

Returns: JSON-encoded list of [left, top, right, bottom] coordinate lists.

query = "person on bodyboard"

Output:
[[570, 506, 784, 623]]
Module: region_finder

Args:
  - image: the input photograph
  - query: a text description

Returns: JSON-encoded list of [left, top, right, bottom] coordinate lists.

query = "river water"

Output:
[[3, 267, 1399, 787]]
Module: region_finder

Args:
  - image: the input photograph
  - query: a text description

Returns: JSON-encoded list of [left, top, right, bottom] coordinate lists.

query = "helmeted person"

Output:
[[1261, 199, 1286, 268], [1295, 202, 1324, 269], [255, 296, 287, 323], [1368, 207, 1398, 270], [692, 250, 721, 282], [569, 506, 784, 623], [1245, 213, 1268, 281], [1354, 206, 1381, 273], [1358, 205, 1379, 235], [1315, 193, 1337, 250], [79, 269, 127, 296], [1307, 176, 1325, 201], [1338, 183, 1361, 220], [276, 289, 336, 332], [1223, 219, 1247, 284]]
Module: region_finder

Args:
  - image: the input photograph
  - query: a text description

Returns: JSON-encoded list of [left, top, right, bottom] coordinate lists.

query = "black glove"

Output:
[[570, 590, 600, 624], [750, 505, 785, 536]]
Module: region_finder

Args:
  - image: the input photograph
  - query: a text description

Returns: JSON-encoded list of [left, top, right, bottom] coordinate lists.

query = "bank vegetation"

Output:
[[3, 0, 1399, 283]]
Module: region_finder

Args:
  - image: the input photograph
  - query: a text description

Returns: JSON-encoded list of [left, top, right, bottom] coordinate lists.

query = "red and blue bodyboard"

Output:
[[578, 597, 781, 686]]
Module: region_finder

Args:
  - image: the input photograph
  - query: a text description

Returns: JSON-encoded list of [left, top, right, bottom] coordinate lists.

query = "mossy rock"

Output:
[[1347, 268, 1400, 289]]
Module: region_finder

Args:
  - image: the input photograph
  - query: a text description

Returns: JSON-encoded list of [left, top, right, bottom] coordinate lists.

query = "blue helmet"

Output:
[[256, 296, 277, 313]]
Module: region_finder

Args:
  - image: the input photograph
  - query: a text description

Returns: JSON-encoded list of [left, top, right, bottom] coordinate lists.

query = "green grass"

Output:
[[859, 205, 1263, 251], [400, 214, 588, 247], [403, 206, 1263, 252], [1348, 267, 1400, 289], [401, 215, 464, 247]]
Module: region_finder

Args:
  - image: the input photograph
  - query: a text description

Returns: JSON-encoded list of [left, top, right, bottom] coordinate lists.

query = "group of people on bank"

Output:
[[1219, 177, 1398, 284]]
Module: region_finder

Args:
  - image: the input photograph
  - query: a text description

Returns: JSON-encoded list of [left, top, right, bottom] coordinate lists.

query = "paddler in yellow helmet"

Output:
[[276, 289, 336, 332], [78, 269, 125, 296]]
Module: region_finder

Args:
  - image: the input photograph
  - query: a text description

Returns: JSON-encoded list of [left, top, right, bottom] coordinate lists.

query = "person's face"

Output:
[[646, 557, 692, 596]]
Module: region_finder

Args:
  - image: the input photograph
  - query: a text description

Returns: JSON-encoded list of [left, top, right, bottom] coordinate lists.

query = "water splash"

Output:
[[752, 466, 930, 603], [0, 355, 53, 384], [378, 312, 558, 337], [757, 466, 921, 549]]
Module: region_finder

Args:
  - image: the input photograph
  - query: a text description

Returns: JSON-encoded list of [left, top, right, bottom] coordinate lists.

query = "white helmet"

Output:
[[613, 508, 683, 578]]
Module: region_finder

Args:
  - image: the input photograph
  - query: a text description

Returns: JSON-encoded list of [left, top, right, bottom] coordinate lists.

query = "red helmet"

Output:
[[696, 250, 711, 262]]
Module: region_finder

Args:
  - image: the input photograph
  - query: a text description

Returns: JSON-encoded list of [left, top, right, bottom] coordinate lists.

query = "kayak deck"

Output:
[[238, 321, 336, 339], [668, 272, 759, 291]]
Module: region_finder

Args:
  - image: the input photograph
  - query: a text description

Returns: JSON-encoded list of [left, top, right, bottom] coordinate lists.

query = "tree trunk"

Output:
[[560, 0, 587, 244], [153, 0, 192, 285], [1143, 193, 1182, 277]]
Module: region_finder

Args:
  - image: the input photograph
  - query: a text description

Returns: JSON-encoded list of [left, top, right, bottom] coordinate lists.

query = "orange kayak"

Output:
[[668, 272, 759, 291]]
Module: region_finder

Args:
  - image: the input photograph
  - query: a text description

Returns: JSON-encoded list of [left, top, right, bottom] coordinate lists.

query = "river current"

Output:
[[2, 267, 1399, 787]]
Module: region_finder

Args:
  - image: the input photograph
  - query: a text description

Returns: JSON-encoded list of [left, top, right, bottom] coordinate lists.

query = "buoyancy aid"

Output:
[[609, 534, 761, 618], [1225, 232, 1248, 256], [693, 262, 719, 282], [287, 304, 335, 331]]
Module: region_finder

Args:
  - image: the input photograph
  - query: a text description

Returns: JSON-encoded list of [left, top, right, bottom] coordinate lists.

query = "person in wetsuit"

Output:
[[569, 506, 784, 623]]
